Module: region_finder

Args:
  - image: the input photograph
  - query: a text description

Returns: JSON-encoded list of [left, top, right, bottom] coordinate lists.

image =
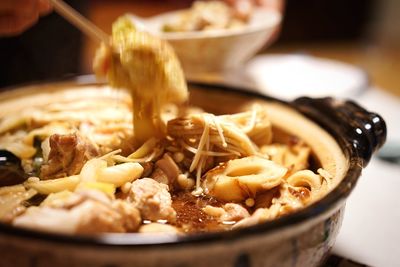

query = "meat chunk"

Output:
[[41, 133, 99, 179], [221, 203, 250, 222], [232, 204, 280, 229], [151, 167, 169, 186], [13, 190, 141, 234], [203, 203, 250, 223], [232, 208, 269, 229], [127, 178, 176, 222], [75, 198, 141, 234]]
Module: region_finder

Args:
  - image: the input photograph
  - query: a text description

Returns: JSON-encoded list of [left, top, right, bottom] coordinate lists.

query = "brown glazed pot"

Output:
[[0, 78, 386, 267]]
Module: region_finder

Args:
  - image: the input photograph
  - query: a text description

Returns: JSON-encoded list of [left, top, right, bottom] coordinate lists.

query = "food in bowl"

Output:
[[0, 7, 388, 266], [0, 83, 335, 235], [0, 79, 386, 267], [126, 2, 281, 76], [0, 16, 338, 235], [162, 1, 249, 32]]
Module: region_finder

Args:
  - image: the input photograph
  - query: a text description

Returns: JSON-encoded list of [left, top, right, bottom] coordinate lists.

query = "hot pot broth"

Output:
[[0, 84, 341, 235], [0, 15, 345, 235]]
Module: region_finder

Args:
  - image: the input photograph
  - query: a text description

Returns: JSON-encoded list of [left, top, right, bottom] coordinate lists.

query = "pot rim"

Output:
[[0, 77, 371, 247]]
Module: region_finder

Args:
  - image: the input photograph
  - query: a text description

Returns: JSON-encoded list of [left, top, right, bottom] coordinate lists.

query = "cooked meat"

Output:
[[232, 208, 270, 229], [232, 205, 280, 229], [13, 206, 80, 233], [41, 133, 99, 179], [75, 199, 141, 234], [201, 205, 225, 218], [138, 223, 179, 234], [203, 203, 249, 223], [111, 200, 142, 232], [151, 167, 169, 185], [127, 178, 176, 222], [221, 203, 250, 222], [13, 190, 141, 234]]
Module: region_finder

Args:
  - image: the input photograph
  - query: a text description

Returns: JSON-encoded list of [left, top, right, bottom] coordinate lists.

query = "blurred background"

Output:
[[1, 0, 399, 97]]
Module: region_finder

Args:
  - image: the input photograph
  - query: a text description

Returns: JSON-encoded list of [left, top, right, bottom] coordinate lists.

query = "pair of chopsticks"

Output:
[[50, 0, 109, 44]]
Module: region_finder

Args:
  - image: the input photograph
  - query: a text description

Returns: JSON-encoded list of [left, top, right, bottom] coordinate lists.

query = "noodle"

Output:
[[0, 89, 333, 233], [0, 15, 335, 235]]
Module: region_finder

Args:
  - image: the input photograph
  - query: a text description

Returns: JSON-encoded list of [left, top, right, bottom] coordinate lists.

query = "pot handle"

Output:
[[292, 97, 387, 167]]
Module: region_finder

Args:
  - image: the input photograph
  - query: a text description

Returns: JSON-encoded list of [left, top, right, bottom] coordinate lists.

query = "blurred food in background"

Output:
[[129, 2, 281, 78], [162, 1, 250, 32], [82, 0, 399, 96]]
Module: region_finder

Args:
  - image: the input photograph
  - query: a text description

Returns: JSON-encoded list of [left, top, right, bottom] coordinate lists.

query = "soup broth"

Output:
[[0, 84, 343, 235]]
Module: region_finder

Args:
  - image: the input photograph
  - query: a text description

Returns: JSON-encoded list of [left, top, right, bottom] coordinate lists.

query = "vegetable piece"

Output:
[[76, 182, 115, 198], [24, 175, 80, 195], [79, 158, 107, 182], [97, 162, 144, 187], [80, 158, 143, 187]]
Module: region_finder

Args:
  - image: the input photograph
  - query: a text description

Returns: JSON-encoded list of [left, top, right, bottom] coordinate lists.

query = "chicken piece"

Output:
[[203, 203, 249, 223], [221, 203, 250, 221], [74, 198, 140, 234], [127, 178, 176, 222], [233, 204, 281, 229], [106, 200, 141, 233], [151, 167, 169, 186], [13, 190, 141, 234], [41, 133, 99, 179], [139, 223, 179, 234]]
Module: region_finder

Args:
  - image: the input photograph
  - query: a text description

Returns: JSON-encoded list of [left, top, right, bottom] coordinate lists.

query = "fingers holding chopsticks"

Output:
[[0, 0, 52, 36]]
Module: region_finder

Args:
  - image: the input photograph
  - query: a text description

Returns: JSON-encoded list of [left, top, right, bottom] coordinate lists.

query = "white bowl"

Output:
[[129, 8, 282, 78]]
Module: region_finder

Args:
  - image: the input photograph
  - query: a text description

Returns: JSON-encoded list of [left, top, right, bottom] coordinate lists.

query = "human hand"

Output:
[[0, 0, 52, 36]]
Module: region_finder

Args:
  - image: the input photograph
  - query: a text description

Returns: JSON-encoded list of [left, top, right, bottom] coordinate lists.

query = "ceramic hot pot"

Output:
[[0, 78, 386, 267]]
